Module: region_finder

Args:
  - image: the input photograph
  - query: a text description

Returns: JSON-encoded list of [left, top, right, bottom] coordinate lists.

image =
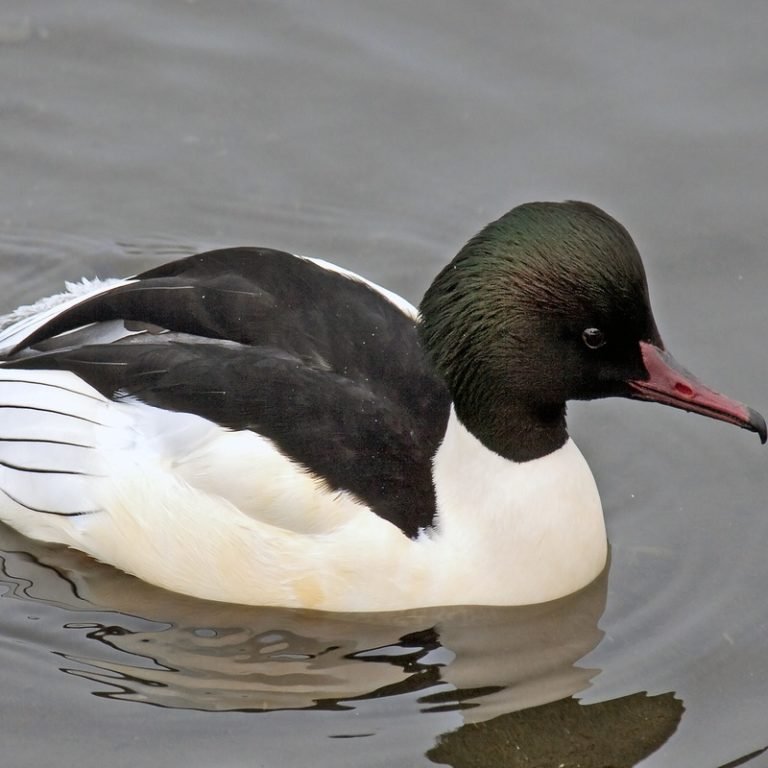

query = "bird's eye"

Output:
[[582, 327, 606, 350]]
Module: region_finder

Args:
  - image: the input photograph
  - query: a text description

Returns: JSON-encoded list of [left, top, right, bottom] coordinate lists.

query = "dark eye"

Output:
[[582, 327, 606, 350]]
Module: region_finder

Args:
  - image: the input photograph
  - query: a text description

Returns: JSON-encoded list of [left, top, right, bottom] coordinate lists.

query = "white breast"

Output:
[[421, 408, 608, 606]]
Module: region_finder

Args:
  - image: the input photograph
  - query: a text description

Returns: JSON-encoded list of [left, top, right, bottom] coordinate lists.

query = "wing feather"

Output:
[[0, 248, 450, 535]]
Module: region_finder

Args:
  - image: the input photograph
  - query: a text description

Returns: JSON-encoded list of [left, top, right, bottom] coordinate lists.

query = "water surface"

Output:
[[1, 2, 767, 766]]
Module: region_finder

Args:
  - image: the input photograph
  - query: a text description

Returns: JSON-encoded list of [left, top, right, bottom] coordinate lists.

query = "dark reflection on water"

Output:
[[429, 691, 684, 768]]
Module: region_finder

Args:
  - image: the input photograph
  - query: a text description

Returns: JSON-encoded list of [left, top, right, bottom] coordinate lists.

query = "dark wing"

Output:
[[3, 249, 450, 536]]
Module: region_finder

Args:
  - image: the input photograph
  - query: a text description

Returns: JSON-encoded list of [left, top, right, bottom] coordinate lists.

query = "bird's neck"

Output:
[[453, 393, 568, 463]]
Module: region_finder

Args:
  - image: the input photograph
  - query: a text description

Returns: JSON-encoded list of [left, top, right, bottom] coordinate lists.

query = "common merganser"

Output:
[[0, 201, 762, 611]]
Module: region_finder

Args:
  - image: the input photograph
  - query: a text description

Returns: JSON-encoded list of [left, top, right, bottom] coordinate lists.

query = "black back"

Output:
[[5, 249, 451, 536]]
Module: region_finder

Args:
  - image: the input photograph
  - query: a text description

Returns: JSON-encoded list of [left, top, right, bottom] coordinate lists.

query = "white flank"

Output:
[[424, 407, 608, 607]]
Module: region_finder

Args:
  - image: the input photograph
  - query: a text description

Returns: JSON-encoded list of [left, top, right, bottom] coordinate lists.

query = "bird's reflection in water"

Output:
[[0, 525, 688, 766]]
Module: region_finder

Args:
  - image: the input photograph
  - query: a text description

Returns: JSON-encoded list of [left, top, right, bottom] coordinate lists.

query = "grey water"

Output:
[[0, 2, 767, 766]]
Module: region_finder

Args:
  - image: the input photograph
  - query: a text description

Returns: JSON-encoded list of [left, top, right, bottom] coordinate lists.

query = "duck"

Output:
[[0, 201, 763, 612]]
